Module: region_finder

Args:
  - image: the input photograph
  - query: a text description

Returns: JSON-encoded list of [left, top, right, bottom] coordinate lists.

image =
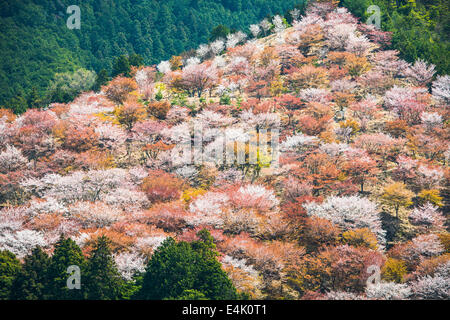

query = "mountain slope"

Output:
[[0, 0, 304, 106], [341, 0, 449, 73], [0, 0, 448, 300]]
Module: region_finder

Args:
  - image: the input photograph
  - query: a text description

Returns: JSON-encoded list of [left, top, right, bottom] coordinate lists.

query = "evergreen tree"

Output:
[[209, 24, 231, 42], [48, 236, 86, 300], [151, 31, 166, 63], [0, 250, 21, 300], [27, 86, 41, 109], [93, 69, 110, 92], [112, 55, 131, 78], [10, 247, 51, 300], [128, 54, 144, 67], [138, 230, 238, 300], [47, 85, 71, 104], [84, 236, 124, 300], [5, 94, 27, 115], [168, 289, 209, 300]]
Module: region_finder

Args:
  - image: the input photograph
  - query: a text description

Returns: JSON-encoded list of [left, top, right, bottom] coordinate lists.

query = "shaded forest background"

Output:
[[0, 0, 303, 107], [0, 0, 448, 110]]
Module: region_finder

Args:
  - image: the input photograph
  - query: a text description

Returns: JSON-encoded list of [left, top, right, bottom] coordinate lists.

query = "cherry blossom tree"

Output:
[[0, 145, 28, 173], [409, 203, 445, 233], [365, 282, 411, 300], [157, 60, 171, 74], [410, 262, 450, 299], [343, 154, 379, 193], [179, 62, 219, 97], [404, 59, 436, 86], [140, 170, 184, 203], [249, 24, 261, 38], [259, 18, 272, 36], [416, 165, 444, 190], [384, 86, 429, 124], [69, 201, 124, 228], [431, 75, 450, 104], [22, 168, 130, 204], [0, 229, 48, 258], [115, 97, 147, 131], [210, 39, 225, 56], [196, 44, 210, 58], [420, 112, 443, 130], [304, 195, 385, 243]]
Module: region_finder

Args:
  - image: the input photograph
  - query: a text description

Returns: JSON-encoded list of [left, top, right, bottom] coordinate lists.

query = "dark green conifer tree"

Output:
[[0, 250, 21, 300], [84, 236, 124, 300], [48, 236, 86, 300], [138, 229, 238, 300], [209, 24, 231, 42], [112, 55, 131, 78], [10, 247, 51, 300], [27, 86, 41, 109], [93, 69, 110, 92]]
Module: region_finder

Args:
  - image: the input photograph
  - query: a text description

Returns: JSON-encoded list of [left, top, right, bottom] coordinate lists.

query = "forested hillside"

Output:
[[341, 0, 449, 73], [0, 0, 304, 106], [0, 0, 449, 300], [1, 0, 448, 113]]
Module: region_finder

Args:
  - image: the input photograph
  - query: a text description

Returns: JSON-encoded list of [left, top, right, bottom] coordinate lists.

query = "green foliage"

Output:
[[168, 289, 209, 300], [93, 69, 110, 92], [84, 236, 125, 300], [128, 53, 145, 68], [5, 94, 28, 115], [10, 247, 51, 300], [220, 94, 231, 105], [0, 250, 21, 300], [3, 237, 145, 300], [26, 86, 42, 109], [111, 54, 144, 78], [47, 68, 96, 104], [340, 0, 450, 74], [112, 55, 131, 78], [209, 24, 231, 42], [155, 90, 164, 101], [0, 0, 303, 106], [138, 230, 238, 300], [171, 92, 189, 107], [47, 236, 86, 300]]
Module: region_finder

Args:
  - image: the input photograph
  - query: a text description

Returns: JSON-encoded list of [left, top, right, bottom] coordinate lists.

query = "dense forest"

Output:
[[1, 0, 448, 112], [0, 0, 304, 107], [341, 0, 449, 74]]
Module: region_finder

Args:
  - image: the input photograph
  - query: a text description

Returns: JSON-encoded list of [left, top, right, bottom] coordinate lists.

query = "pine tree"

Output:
[[128, 54, 144, 67], [138, 230, 238, 300], [27, 86, 41, 109], [10, 247, 51, 300], [93, 69, 110, 92], [209, 25, 230, 42], [112, 55, 131, 78], [48, 236, 86, 300], [84, 236, 124, 300], [0, 250, 21, 300]]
